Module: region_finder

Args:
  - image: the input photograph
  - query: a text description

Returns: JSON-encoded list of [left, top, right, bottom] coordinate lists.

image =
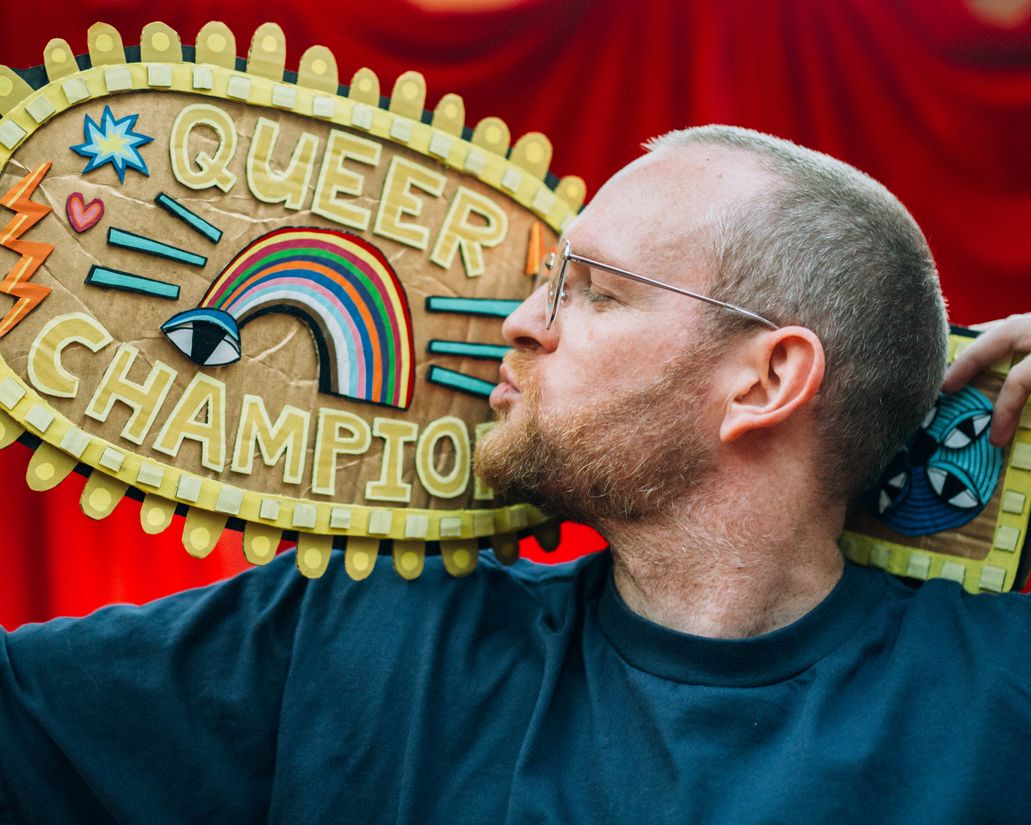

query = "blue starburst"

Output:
[[71, 105, 153, 183]]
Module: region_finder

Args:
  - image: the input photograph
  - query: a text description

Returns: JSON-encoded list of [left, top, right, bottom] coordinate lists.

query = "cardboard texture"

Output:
[[0, 21, 585, 577]]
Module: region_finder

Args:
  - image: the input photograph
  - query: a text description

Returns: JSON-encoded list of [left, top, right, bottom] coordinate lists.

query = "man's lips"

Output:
[[499, 363, 519, 392], [490, 363, 521, 409]]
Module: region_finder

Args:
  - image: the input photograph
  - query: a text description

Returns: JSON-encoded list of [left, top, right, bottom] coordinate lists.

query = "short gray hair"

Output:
[[647, 125, 949, 501]]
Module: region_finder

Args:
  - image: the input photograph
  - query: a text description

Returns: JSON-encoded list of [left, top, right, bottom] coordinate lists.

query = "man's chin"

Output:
[[474, 425, 600, 524], [474, 417, 548, 502], [472, 422, 520, 493]]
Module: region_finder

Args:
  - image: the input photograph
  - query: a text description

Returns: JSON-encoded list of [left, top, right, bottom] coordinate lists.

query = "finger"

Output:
[[943, 325, 1020, 392], [989, 355, 1031, 447], [942, 316, 1031, 392]]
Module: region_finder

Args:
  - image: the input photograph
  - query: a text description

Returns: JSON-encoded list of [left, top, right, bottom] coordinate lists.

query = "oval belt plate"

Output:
[[0, 20, 585, 577]]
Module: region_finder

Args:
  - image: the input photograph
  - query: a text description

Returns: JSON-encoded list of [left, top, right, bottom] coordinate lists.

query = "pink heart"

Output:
[[66, 192, 104, 233]]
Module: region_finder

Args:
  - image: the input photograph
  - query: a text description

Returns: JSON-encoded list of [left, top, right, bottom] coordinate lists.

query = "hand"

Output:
[[942, 315, 1031, 448]]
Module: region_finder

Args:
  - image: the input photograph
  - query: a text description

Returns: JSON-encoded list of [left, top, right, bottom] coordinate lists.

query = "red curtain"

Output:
[[2, 0, 1030, 627]]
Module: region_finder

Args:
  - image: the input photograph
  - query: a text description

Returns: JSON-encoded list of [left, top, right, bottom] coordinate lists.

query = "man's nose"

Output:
[[501, 284, 559, 353]]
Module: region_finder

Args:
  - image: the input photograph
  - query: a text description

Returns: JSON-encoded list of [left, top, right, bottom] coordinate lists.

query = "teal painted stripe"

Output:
[[427, 366, 495, 399], [85, 265, 180, 300], [428, 340, 510, 361], [155, 193, 223, 243], [426, 296, 520, 318], [108, 227, 207, 267]]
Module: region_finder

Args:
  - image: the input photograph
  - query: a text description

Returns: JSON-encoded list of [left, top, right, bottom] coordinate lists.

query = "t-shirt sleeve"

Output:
[[0, 551, 307, 825]]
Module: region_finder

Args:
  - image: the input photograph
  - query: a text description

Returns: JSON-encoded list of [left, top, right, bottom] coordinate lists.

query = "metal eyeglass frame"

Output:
[[543, 239, 780, 330]]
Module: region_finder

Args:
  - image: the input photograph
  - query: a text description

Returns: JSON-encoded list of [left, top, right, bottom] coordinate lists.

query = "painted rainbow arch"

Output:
[[161, 228, 416, 409]]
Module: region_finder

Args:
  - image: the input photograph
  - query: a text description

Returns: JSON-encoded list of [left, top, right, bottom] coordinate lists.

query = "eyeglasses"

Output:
[[542, 239, 780, 331]]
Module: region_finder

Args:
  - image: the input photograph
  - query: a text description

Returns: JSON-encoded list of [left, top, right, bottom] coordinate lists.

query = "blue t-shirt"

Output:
[[2, 549, 1031, 824]]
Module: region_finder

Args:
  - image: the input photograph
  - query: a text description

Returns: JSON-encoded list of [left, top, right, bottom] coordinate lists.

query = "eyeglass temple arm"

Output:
[[566, 251, 779, 330]]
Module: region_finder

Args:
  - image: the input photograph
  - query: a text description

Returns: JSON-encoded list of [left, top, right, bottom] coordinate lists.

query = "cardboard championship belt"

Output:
[[0, 23, 1029, 591], [0, 21, 583, 578]]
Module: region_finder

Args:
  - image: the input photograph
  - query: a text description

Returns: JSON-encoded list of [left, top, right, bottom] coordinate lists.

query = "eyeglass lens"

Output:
[[544, 244, 567, 328]]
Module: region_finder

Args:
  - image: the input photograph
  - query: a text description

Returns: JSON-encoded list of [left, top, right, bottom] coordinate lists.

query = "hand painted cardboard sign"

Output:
[[0, 21, 584, 578], [2, 23, 1027, 594]]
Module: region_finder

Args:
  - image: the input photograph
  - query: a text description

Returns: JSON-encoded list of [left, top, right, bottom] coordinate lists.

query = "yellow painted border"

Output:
[[0, 59, 583, 230]]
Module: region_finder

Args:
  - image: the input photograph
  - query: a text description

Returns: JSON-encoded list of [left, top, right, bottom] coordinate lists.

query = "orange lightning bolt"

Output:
[[0, 162, 54, 338]]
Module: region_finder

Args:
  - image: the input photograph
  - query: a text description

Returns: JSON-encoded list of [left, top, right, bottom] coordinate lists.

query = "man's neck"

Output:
[[601, 481, 846, 640]]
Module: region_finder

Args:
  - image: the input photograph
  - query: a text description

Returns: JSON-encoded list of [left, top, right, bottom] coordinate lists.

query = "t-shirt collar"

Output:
[[595, 559, 888, 686]]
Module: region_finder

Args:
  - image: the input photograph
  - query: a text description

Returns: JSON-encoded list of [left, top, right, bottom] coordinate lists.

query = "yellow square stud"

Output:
[[993, 525, 1021, 553], [368, 509, 393, 535], [979, 565, 1007, 593], [1002, 490, 1027, 515], [940, 561, 966, 584], [906, 554, 931, 580], [1010, 442, 1031, 471]]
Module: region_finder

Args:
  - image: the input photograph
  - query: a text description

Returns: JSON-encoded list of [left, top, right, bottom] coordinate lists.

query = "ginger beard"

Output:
[[475, 342, 723, 526]]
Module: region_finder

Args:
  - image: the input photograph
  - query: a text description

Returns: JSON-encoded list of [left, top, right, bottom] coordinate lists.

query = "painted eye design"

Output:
[[879, 471, 909, 514], [926, 466, 981, 509], [867, 387, 1003, 536], [941, 413, 991, 450], [877, 449, 911, 514], [920, 401, 939, 430], [161, 308, 242, 367]]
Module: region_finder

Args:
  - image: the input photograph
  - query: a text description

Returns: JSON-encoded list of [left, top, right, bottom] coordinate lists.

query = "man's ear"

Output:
[[719, 326, 825, 443]]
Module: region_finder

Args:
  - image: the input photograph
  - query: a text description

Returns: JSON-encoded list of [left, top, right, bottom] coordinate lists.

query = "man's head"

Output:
[[476, 126, 948, 524], [652, 126, 949, 500]]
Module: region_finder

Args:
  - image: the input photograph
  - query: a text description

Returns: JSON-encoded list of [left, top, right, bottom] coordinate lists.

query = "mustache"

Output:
[[501, 350, 537, 392]]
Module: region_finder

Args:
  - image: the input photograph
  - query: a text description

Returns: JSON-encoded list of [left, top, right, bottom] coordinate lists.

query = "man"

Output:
[[478, 125, 948, 639], [2, 126, 1030, 824]]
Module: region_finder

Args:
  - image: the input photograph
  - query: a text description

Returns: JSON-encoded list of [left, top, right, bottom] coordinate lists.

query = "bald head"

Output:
[[571, 142, 782, 296]]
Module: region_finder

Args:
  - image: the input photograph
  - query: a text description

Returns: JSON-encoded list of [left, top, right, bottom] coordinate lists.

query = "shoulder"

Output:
[[4, 548, 612, 702], [296, 546, 612, 634], [874, 569, 1031, 670], [9, 547, 611, 640], [889, 572, 1031, 627], [265, 548, 613, 698]]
